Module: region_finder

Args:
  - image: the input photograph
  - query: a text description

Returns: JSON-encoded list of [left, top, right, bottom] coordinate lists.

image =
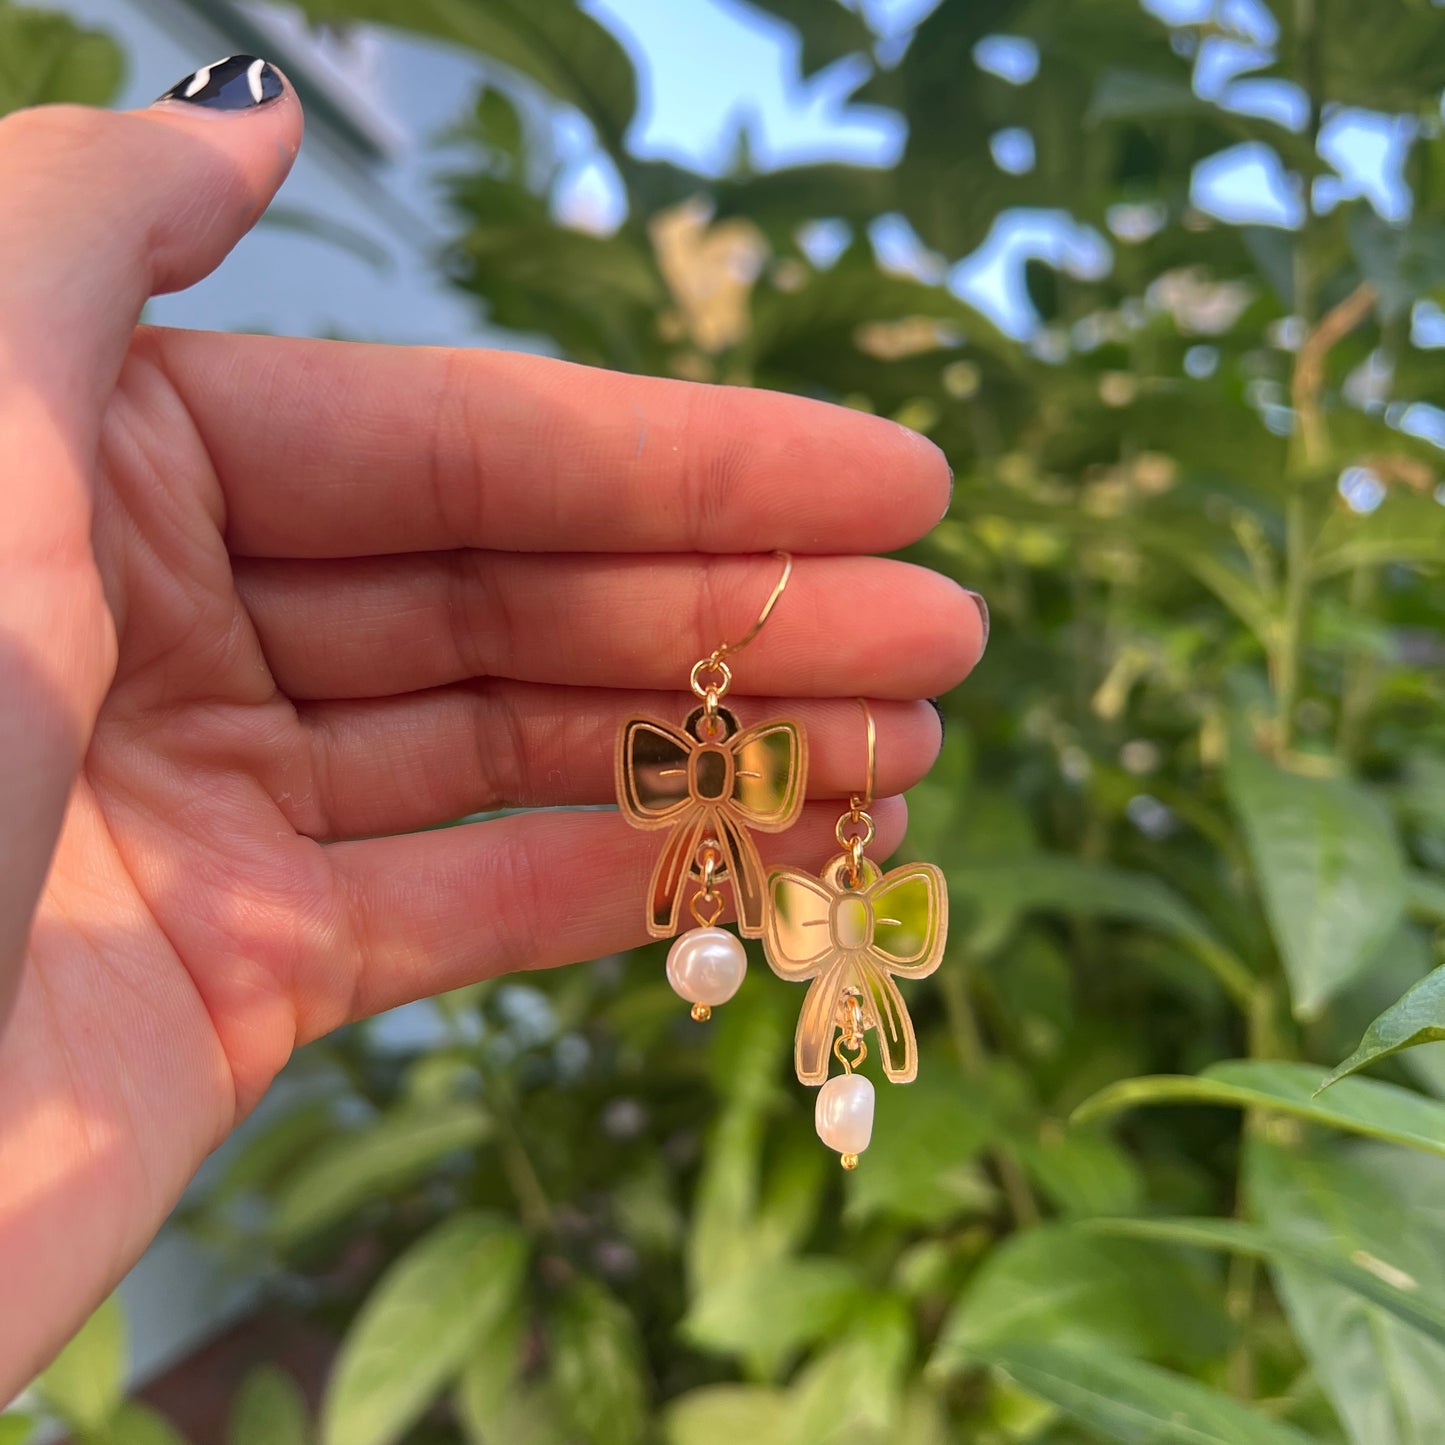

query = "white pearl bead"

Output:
[[815, 1072, 875, 1156], [666, 927, 746, 1007]]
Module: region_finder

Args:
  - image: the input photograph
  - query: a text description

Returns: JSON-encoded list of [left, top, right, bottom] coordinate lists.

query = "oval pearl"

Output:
[[815, 1073, 875, 1156], [666, 927, 746, 1007]]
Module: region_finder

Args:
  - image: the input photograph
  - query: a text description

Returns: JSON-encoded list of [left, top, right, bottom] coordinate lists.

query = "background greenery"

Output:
[[7, 0, 1445, 1440]]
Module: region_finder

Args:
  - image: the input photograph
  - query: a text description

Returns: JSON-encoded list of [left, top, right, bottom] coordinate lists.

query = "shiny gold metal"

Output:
[[689, 891, 724, 928], [833, 1030, 869, 1074], [691, 1003, 713, 1022], [841, 1152, 860, 1171], [714, 551, 793, 663], [768, 854, 946, 1083], [619, 708, 806, 936], [852, 697, 876, 815], [762, 698, 948, 1085], [616, 552, 806, 939], [836, 700, 878, 885]]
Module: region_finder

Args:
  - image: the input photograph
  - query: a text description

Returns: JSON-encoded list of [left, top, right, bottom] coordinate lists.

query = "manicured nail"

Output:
[[927, 698, 947, 747], [155, 56, 284, 111], [967, 590, 989, 661]]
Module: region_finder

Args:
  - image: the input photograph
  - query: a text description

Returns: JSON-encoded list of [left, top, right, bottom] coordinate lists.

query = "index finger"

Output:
[[148, 328, 952, 559]]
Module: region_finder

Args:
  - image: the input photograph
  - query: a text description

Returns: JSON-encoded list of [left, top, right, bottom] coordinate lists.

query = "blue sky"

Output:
[[570, 0, 1410, 335]]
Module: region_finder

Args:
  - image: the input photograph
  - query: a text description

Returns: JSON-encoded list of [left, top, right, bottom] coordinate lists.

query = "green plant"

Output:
[[12, 0, 1445, 1441]]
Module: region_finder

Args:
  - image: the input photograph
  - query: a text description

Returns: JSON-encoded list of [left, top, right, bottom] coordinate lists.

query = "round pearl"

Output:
[[666, 927, 746, 1007], [815, 1073, 875, 1156]]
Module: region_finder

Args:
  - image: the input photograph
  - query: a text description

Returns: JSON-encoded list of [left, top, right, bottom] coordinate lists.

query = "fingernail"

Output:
[[155, 56, 284, 111], [966, 590, 989, 662], [927, 698, 947, 747]]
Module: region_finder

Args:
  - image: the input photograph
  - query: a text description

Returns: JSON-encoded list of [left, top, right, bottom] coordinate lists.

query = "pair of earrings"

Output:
[[615, 554, 948, 1167]]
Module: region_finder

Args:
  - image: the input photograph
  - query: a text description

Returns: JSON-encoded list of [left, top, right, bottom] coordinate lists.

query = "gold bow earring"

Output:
[[616, 553, 807, 1020], [762, 700, 948, 1167]]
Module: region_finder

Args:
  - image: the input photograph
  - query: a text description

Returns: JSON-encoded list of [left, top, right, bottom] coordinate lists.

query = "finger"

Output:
[[235, 552, 986, 701], [0, 65, 300, 1014], [0, 65, 301, 555], [148, 326, 952, 558], [292, 686, 941, 840], [318, 797, 909, 1032]]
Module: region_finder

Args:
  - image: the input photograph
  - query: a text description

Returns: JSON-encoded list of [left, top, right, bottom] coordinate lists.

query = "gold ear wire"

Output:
[[852, 697, 876, 815], [689, 551, 794, 704], [837, 698, 877, 885], [717, 550, 793, 661]]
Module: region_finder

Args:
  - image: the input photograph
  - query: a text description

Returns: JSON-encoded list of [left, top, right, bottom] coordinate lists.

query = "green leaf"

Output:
[[290, 0, 637, 154], [90, 1404, 189, 1445], [738, 0, 877, 76], [1322, 963, 1445, 1092], [454, 1296, 564, 1445], [549, 1279, 648, 1445], [844, 1073, 994, 1226], [203, 1096, 339, 1207], [1312, 492, 1445, 578], [1074, 1059, 1445, 1157], [1087, 1216, 1445, 1346], [271, 1102, 491, 1246], [0, 1417, 35, 1445], [1086, 68, 1203, 123], [1407, 871, 1445, 924], [39, 1295, 125, 1432], [970, 1342, 1315, 1444], [687, 986, 793, 1293], [229, 1365, 310, 1445], [0, 7, 124, 113], [320, 1213, 527, 1445], [1248, 1138, 1445, 1444], [1011, 1126, 1145, 1218], [664, 1387, 790, 1445], [788, 1296, 913, 1443], [1349, 208, 1445, 321], [949, 857, 1255, 1005], [683, 1257, 866, 1377], [1226, 742, 1407, 1019], [932, 1225, 1229, 1375]]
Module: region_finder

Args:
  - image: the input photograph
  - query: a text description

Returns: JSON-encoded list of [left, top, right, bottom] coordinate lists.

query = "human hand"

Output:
[[0, 61, 984, 1391]]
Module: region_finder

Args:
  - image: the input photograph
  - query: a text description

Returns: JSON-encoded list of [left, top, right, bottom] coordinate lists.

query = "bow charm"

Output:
[[763, 854, 947, 1083], [617, 705, 806, 937]]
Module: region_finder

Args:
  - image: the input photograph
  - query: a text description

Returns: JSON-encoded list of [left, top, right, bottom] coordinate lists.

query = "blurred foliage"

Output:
[[9, 0, 1445, 1440], [0, 1, 122, 112]]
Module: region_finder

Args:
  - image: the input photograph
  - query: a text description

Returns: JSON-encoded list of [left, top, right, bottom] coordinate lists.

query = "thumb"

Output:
[[0, 59, 301, 1014], [0, 56, 302, 445]]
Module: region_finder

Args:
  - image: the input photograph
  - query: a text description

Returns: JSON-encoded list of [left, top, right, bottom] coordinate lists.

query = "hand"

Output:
[[0, 62, 984, 1391]]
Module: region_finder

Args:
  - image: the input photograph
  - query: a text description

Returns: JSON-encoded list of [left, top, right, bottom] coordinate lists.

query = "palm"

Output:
[[11, 339, 355, 1300]]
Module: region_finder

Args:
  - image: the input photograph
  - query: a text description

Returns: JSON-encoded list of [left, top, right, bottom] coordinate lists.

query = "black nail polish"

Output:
[[155, 56, 283, 111], [967, 590, 990, 657], [927, 697, 947, 747]]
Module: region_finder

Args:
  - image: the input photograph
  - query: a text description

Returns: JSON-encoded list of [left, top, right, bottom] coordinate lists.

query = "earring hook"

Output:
[[851, 697, 876, 815], [691, 551, 794, 706], [837, 698, 876, 885], [716, 550, 793, 661]]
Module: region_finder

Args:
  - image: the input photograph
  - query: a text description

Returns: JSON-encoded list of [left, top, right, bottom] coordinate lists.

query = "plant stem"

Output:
[[939, 966, 1041, 1229], [1275, 487, 1311, 754], [1336, 563, 1380, 761], [475, 1048, 555, 1236]]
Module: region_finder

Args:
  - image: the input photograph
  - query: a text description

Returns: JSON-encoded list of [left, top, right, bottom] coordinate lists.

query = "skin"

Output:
[[0, 79, 984, 1394]]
